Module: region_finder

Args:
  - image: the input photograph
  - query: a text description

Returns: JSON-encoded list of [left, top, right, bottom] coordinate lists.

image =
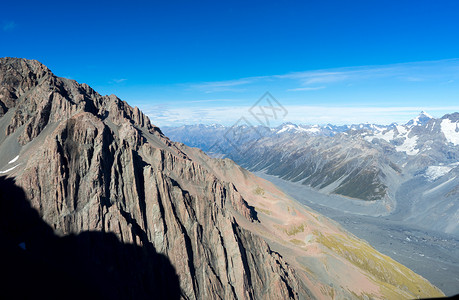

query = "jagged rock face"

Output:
[[0, 58, 50, 116], [0, 58, 444, 299], [0, 58, 306, 299]]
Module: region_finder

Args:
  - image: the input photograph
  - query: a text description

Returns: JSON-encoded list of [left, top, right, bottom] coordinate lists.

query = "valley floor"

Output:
[[255, 171, 459, 297]]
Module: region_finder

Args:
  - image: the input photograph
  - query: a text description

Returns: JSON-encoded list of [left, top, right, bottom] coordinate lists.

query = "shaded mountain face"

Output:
[[163, 112, 459, 234], [0, 176, 181, 300], [0, 58, 444, 299]]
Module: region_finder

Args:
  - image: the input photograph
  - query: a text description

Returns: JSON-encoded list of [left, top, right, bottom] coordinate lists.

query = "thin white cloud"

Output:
[[304, 74, 349, 84], [204, 88, 247, 93], [113, 78, 127, 83], [283, 105, 459, 125], [281, 71, 354, 85], [188, 99, 238, 103], [186, 58, 459, 93], [287, 86, 326, 92], [191, 78, 259, 93]]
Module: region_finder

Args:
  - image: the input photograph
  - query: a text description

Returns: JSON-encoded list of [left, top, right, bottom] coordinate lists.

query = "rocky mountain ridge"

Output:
[[0, 57, 444, 299]]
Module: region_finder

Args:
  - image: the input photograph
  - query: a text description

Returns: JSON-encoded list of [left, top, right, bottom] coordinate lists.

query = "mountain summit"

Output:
[[406, 111, 433, 127], [0, 58, 444, 299]]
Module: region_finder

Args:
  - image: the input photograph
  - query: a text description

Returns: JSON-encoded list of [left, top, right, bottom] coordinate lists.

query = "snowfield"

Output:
[[396, 134, 419, 155], [425, 165, 453, 181], [8, 155, 19, 164], [365, 129, 394, 143], [441, 119, 459, 145]]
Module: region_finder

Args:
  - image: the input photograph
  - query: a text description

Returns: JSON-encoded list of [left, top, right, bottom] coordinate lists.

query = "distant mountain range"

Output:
[[163, 111, 459, 235], [162, 112, 432, 151]]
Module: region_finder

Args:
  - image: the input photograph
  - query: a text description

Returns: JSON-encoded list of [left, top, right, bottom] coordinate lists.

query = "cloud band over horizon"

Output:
[[127, 59, 459, 127], [143, 104, 459, 127]]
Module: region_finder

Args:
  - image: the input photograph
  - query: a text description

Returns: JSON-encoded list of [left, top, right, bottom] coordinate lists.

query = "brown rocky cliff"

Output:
[[0, 57, 310, 299]]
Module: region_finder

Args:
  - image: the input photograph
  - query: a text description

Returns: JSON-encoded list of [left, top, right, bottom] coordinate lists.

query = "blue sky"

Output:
[[2, 0, 459, 126]]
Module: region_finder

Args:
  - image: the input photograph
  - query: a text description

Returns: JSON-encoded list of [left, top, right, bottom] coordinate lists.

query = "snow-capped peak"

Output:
[[420, 111, 433, 118], [406, 111, 433, 127], [275, 123, 324, 135]]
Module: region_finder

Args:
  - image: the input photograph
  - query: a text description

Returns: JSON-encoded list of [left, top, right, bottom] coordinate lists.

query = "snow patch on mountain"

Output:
[[276, 124, 295, 134], [396, 135, 419, 155], [365, 129, 395, 143], [276, 124, 320, 134], [396, 125, 408, 135], [8, 155, 19, 164], [441, 119, 459, 145], [425, 165, 453, 181]]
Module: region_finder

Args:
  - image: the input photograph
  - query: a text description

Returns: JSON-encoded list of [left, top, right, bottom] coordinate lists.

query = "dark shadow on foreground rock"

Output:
[[0, 176, 181, 300]]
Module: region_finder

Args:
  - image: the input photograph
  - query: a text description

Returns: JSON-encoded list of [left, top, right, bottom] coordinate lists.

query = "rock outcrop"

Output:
[[0, 57, 444, 299]]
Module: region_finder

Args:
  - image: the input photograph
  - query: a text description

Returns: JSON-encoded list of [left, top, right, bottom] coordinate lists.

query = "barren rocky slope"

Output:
[[0, 57, 444, 299]]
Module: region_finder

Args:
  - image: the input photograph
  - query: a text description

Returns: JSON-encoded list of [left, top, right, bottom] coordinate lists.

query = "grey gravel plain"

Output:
[[256, 171, 459, 297]]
